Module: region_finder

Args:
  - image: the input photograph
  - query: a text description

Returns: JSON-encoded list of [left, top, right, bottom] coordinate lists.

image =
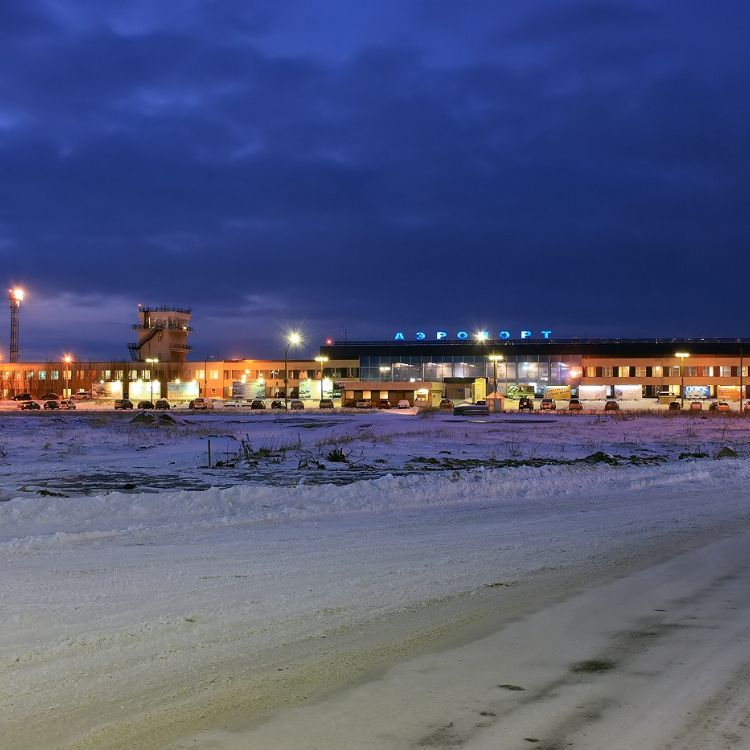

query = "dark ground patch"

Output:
[[571, 659, 617, 673]]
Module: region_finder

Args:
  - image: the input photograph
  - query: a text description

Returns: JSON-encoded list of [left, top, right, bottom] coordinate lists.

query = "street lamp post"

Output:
[[315, 355, 329, 403], [63, 354, 72, 398], [488, 354, 504, 413], [8, 288, 24, 363], [284, 332, 301, 411], [675, 352, 689, 410], [145, 357, 159, 403], [740, 344, 744, 414]]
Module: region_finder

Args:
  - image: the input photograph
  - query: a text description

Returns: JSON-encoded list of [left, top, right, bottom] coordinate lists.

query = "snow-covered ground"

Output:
[[2, 410, 750, 748]]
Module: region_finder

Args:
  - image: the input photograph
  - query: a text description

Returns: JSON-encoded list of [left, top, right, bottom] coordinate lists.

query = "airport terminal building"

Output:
[[320, 337, 750, 405], [2, 302, 749, 407], [3, 337, 749, 407]]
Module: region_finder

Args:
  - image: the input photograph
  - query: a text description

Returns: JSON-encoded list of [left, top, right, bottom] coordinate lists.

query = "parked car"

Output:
[[114, 399, 134, 410], [43, 400, 60, 409], [40, 392, 60, 401], [518, 397, 534, 412], [716, 401, 731, 412], [744, 401, 750, 414], [12, 393, 32, 401], [71, 392, 92, 401], [604, 399, 620, 411], [540, 398, 556, 411], [439, 398, 454, 410], [250, 399, 266, 409], [270, 400, 284, 409], [58, 399, 76, 409], [689, 401, 703, 411], [378, 399, 391, 409], [20, 401, 40, 410], [223, 399, 242, 408], [397, 399, 411, 409], [668, 401, 681, 411], [453, 402, 490, 416], [568, 398, 583, 411], [355, 399, 373, 409], [290, 399, 305, 410], [154, 399, 171, 410], [319, 399, 334, 409], [189, 397, 214, 410], [137, 400, 154, 409]]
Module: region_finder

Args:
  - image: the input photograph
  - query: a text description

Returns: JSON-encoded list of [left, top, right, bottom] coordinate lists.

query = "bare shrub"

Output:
[[325, 447, 349, 463]]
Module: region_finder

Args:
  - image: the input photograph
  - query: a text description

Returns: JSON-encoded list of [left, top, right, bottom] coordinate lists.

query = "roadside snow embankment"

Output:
[[0, 458, 736, 550]]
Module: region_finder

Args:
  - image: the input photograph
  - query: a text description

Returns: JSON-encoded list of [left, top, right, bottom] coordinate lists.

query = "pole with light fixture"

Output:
[[488, 354, 504, 412], [739, 343, 744, 414], [8, 287, 24, 363], [675, 352, 689, 409], [63, 354, 72, 398], [145, 357, 159, 403], [315, 355, 328, 403], [284, 332, 301, 411]]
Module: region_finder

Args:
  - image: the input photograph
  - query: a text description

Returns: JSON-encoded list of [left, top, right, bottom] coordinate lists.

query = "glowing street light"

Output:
[[63, 354, 72, 398], [8, 287, 24, 363], [315, 355, 329, 402], [488, 354, 504, 412], [675, 352, 690, 409], [145, 357, 159, 403], [284, 332, 302, 411]]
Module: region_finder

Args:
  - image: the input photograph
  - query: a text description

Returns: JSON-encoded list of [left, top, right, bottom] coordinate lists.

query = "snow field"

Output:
[[2, 413, 750, 748]]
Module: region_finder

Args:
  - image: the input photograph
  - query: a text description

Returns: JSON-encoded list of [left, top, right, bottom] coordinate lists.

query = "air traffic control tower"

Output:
[[128, 305, 193, 362]]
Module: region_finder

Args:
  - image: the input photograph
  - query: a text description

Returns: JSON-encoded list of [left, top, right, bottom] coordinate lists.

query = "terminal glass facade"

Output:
[[359, 353, 583, 390]]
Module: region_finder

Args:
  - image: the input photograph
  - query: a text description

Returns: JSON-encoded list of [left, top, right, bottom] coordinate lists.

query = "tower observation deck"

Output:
[[127, 305, 193, 362]]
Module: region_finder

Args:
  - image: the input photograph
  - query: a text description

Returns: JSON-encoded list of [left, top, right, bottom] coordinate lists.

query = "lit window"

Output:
[[51, 370, 60, 380], [38, 370, 47, 380], [209, 370, 220, 380]]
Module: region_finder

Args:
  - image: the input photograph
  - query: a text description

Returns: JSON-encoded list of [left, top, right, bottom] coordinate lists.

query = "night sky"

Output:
[[1, 1, 748, 361]]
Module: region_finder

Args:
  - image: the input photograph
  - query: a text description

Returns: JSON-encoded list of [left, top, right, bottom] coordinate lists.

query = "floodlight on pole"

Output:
[[488, 354, 504, 412], [8, 287, 24, 363], [675, 352, 690, 409], [315, 355, 329, 401], [63, 354, 72, 398], [145, 357, 159, 403], [284, 332, 302, 411]]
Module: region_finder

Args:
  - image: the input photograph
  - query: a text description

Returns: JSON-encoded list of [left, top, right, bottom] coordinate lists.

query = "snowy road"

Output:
[[199, 532, 750, 750]]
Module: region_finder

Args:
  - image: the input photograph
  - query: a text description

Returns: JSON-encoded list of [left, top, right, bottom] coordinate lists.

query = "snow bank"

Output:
[[3, 458, 748, 550]]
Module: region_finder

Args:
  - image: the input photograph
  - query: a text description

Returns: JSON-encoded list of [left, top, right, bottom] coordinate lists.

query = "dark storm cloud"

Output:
[[0, 0, 748, 358]]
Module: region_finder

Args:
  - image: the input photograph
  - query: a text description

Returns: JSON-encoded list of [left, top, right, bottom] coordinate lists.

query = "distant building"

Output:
[[0, 357, 360, 402]]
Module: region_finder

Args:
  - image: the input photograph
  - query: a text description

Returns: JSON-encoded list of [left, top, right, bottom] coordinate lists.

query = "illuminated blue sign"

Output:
[[393, 329, 552, 341]]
